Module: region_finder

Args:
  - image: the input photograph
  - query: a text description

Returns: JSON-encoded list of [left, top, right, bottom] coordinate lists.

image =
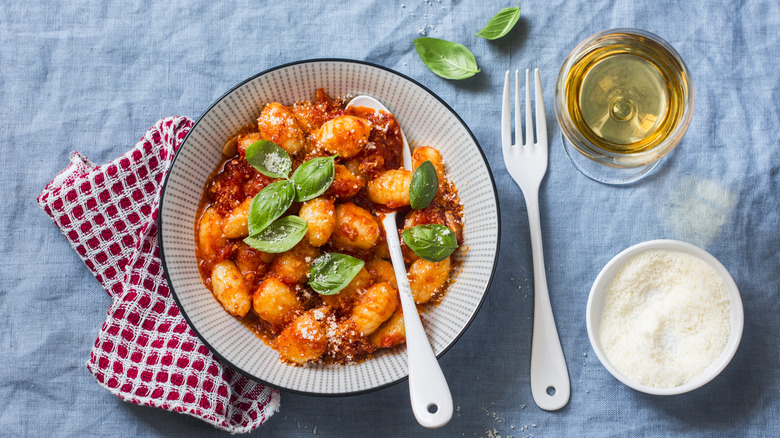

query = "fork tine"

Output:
[[514, 70, 521, 149], [524, 69, 534, 146], [502, 71, 512, 155], [534, 69, 547, 146]]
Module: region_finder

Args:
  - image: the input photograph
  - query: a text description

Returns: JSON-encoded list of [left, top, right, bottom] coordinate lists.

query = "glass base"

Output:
[[561, 133, 660, 185]]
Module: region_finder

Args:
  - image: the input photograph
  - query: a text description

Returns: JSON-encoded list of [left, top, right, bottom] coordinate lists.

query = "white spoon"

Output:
[[347, 95, 453, 428]]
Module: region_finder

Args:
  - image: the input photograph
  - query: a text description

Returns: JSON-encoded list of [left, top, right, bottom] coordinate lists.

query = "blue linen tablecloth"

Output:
[[2, 0, 778, 436]]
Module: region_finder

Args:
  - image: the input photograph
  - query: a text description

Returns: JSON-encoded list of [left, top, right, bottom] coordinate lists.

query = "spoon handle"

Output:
[[346, 95, 452, 427], [383, 212, 453, 428]]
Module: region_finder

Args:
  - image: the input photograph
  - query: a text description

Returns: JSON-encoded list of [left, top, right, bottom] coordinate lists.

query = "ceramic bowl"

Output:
[[158, 59, 501, 395], [586, 239, 743, 395]]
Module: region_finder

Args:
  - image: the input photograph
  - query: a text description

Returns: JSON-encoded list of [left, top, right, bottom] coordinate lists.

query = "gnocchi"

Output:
[[258, 102, 305, 156], [195, 89, 463, 365], [366, 169, 412, 208], [298, 198, 336, 247], [331, 202, 380, 251], [350, 282, 399, 336], [198, 206, 227, 260], [325, 164, 364, 200], [369, 307, 406, 349], [270, 241, 320, 285], [313, 115, 371, 158], [222, 198, 252, 239], [366, 258, 397, 290], [275, 310, 327, 364], [253, 277, 303, 332], [236, 132, 262, 157], [408, 257, 452, 304], [211, 260, 251, 317]]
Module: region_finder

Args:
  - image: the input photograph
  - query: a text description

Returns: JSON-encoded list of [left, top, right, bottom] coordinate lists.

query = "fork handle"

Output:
[[523, 188, 571, 411]]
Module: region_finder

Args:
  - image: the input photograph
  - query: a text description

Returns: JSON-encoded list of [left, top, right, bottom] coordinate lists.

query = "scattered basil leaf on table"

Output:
[[247, 180, 296, 236], [291, 156, 336, 202], [409, 160, 438, 209], [413, 37, 481, 80], [402, 224, 458, 262], [308, 253, 365, 295], [245, 140, 292, 179], [475, 3, 521, 40], [243, 215, 308, 253]]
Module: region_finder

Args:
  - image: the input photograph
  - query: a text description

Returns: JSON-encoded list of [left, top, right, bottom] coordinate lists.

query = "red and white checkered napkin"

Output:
[[37, 117, 279, 433]]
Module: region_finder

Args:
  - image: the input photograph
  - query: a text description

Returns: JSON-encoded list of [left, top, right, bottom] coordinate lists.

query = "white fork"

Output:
[[502, 69, 570, 411]]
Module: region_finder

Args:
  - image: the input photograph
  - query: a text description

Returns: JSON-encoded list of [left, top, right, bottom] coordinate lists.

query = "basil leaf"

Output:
[[409, 160, 438, 209], [475, 3, 521, 40], [308, 253, 365, 296], [247, 180, 295, 236], [402, 224, 458, 262], [413, 37, 480, 80], [245, 140, 292, 179], [243, 215, 308, 253], [291, 156, 335, 202]]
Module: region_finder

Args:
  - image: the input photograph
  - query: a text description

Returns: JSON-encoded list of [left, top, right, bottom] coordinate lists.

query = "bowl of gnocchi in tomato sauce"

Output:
[[158, 60, 500, 394]]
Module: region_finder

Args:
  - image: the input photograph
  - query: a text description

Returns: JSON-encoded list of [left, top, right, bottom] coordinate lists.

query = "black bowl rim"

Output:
[[157, 58, 502, 396]]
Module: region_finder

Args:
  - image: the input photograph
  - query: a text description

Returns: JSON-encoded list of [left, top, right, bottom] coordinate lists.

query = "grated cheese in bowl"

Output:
[[599, 249, 730, 387], [586, 240, 744, 395]]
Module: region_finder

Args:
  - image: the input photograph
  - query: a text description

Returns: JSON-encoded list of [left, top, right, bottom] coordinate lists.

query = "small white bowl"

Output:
[[586, 239, 743, 395]]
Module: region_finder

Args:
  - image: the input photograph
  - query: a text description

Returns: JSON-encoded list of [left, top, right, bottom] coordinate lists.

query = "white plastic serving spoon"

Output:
[[347, 95, 453, 428]]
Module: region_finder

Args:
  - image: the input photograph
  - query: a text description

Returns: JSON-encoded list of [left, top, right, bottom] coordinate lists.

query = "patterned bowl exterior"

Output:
[[158, 59, 500, 395]]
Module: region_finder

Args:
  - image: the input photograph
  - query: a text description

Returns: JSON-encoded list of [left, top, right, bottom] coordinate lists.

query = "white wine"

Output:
[[556, 29, 694, 183], [562, 32, 689, 154]]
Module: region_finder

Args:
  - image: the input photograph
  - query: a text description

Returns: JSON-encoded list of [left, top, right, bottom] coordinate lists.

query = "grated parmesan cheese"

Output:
[[599, 249, 731, 388], [263, 151, 287, 175]]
